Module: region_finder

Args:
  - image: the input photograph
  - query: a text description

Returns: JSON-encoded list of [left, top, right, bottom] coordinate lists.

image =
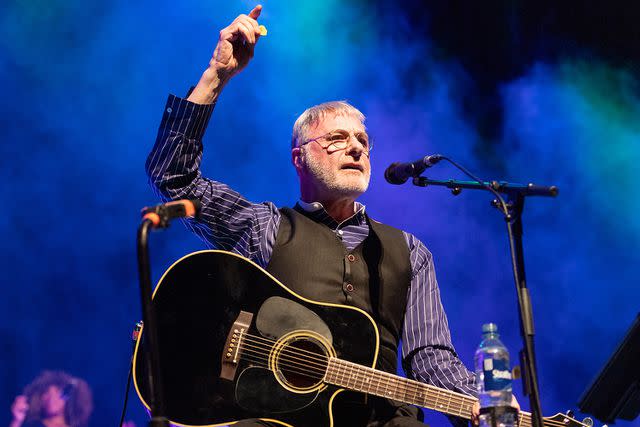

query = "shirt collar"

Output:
[[298, 199, 366, 214], [297, 199, 367, 227]]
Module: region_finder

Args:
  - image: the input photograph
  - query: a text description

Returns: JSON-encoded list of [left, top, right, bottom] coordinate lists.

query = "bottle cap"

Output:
[[482, 323, 498, 333]]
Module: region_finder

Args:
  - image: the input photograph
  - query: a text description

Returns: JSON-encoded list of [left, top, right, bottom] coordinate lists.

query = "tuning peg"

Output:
[[565, 410, 575, 418]]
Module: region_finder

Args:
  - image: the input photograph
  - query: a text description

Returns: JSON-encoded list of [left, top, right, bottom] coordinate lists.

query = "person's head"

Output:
[[291, 101, 371, 204], [23, 371, 93, 427]]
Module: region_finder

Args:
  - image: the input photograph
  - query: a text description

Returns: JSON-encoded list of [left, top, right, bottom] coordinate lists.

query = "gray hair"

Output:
[[291, 101, 365, 149]]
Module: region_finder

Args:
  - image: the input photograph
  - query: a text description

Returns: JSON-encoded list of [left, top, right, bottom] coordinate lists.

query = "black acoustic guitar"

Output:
[[133, 250, 587, 427]]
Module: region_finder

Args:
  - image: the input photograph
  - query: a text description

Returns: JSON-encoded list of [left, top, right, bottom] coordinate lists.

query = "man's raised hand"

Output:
[[188, 5, 264, 104], [213, 5, 263, 79]]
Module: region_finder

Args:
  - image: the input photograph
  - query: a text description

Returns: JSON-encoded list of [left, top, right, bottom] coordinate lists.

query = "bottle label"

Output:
[[483, 358, 512, 391]]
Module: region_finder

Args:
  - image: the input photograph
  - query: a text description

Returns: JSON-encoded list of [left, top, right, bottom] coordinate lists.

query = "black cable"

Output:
[[118, 322, 143, 427], [437, 155, 511, 219]]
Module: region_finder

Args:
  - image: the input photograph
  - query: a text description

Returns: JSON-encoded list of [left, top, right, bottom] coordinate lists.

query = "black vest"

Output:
[[266, 207, 412, 374]]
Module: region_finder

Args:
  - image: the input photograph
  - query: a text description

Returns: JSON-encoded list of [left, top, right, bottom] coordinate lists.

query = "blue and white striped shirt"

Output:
[[146, 94, 477, 423]]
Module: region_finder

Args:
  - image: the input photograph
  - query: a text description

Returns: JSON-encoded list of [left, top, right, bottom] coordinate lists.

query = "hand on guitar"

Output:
[[188, 5, 265, 105], [471, 395, 520, 425]]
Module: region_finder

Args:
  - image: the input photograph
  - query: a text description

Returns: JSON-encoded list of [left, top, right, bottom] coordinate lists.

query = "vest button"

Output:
[[344, 282, 354, 292], [347, 254, 356, 262]]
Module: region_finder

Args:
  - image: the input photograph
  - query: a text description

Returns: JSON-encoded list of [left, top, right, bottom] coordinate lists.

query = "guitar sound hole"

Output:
[[277, 337, 328, 390]]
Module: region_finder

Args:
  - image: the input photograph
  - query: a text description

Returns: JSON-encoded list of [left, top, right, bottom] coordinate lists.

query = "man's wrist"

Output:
[[187, 67, 228, 105]]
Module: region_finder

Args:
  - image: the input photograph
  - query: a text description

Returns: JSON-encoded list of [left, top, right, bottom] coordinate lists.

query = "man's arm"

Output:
[[145, 6, 279, 266], [188, 5, 263, 105], [401, 234, 476, 426]]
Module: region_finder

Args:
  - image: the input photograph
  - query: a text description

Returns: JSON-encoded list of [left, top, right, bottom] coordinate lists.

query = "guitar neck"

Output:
[[324, 358, 537, 426]]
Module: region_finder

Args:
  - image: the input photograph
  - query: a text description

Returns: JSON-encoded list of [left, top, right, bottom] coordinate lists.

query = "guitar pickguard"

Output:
[[256, 296, 333, 344]]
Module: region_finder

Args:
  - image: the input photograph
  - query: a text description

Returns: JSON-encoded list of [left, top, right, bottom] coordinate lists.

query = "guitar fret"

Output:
[[348, 363, 357, 390], [334, 359, 343, 387], [373, 367, 380, 395], [389, 373, 398, 398], [362, 368, 372, 392], [324, 358, 479, 422], [339, 360, 347, 387], [343, 362, 351, 388], [325, 359, 335, 383]]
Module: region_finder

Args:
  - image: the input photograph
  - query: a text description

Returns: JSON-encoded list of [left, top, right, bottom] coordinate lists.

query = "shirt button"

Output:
[[347, 254, 356, 262], [337, 230, 344, 235], [343, 282, 354, 292], [166, 107, 173, 113]]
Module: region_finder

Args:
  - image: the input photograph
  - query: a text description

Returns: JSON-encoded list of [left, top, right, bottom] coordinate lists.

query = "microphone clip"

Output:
[[141, 199, 201, 229]]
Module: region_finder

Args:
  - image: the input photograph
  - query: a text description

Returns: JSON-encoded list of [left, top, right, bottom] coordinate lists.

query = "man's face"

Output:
[[41, 385, 66, 417], [297, 113, 371, 200]]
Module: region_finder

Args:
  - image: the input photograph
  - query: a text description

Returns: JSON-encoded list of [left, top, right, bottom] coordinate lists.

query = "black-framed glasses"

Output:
[[299, 129, 372, 155]]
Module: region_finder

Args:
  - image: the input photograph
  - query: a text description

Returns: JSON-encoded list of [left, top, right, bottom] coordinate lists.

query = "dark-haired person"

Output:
[[146, 5, 517, 426], [9, 371, 92, 427]]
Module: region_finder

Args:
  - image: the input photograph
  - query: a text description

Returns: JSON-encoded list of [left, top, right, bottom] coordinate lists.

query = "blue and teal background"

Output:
[[1, 1, 638, 426]]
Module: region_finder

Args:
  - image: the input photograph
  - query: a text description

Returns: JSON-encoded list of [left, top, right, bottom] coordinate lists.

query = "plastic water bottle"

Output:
[[474, 323, 516, 427]]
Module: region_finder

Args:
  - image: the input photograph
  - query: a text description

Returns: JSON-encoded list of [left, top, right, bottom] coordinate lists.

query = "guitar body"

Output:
[[133, 250, 381, 427]]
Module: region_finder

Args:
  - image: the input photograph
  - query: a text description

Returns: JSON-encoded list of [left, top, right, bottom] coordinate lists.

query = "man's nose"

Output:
[[346, 135, 365, 156]]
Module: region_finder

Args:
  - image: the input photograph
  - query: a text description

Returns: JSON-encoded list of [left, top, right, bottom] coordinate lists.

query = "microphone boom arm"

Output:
[[412, 177, 558, 198]]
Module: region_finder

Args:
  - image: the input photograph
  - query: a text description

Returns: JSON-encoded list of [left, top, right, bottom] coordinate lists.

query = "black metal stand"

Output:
[[413, 175, 558, 427], [137, 219, 170, 427]]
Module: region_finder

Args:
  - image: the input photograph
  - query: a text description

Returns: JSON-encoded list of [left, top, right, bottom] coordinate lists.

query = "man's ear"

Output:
[[291, 147, 304, 174]]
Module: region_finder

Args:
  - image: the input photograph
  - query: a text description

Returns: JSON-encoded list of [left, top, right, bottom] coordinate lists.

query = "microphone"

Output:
[[141, 199, 202, 228], [384, 154, 443, 184]]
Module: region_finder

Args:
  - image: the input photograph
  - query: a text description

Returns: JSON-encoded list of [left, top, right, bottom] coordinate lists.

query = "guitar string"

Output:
[[238, 353, 325, 383], [236, 356, 323, 384], [236, 331, 334, 362], [239, 334, 478, 414], [238, 344, 576, 427], [230, 334, 577, 427], [238, 339, 457, 409], [334, 358, 477, 418], [238, 338, 478, 417], [238, 334, 479, 416], [238, 346, 459, 412], [238, 345, 327, 378], [240, 335, 329, 369], [237, 333, 358, 373]]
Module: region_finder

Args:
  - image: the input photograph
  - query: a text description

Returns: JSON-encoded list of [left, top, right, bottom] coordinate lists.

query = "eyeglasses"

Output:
[[299, 129, 372, 155]]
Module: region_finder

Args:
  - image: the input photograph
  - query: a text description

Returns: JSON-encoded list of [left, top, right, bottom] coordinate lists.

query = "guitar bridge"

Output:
[[220, 310, 253, 381]]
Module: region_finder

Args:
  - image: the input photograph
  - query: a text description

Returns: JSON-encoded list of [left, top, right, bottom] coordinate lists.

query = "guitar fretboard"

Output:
[[324, 357, 537, 426]]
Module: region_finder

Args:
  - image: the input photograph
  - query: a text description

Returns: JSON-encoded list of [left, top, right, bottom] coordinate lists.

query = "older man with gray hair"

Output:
[[145, 5, 494, 427]]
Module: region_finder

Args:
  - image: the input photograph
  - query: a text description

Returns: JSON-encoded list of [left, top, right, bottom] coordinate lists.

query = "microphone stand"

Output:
[[135, 199, 200, 427], [413, 176, 558, 427], [137, 218, 170, 427]]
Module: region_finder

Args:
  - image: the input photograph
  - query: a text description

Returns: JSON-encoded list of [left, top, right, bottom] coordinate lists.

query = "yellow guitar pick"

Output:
[[258, 25, 267, 36]]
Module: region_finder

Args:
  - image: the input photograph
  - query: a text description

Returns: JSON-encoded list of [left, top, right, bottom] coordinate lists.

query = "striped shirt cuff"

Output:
[[160, 94, 215, 140]]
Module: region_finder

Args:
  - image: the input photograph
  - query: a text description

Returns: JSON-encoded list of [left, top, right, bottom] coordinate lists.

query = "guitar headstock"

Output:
[[544, 411, 596, 427]]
